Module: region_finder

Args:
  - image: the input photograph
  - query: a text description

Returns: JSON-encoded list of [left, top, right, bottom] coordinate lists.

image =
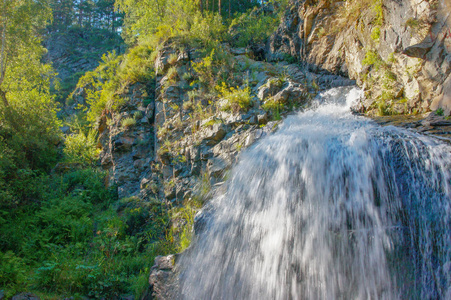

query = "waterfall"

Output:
[[177, 87, 451, 299]]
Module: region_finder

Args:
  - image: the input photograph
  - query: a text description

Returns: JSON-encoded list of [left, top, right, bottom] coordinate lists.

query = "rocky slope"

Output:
[[267, 0, 450, 115], [95, 44, 353, 207]]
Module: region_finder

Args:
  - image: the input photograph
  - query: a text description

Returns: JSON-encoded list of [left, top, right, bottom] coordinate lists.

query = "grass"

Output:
[[121, 116, 137, 128], [168, 53, 178, 65]]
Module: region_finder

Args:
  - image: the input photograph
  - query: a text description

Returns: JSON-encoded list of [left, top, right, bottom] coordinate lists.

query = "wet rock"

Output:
[[271, 81, 309, 105], [149, 255, 178, 300]]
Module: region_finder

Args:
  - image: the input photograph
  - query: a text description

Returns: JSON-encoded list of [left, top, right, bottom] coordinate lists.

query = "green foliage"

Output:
[[377, 99, 389, 116], [0, 168, 173, 298], [363, 50, 384, 71], [121, 116, 137, 128], [228, 9, 279, 47], [371, 27, 381, 43], [262, 99, 283, 120], [168, 53, 179, 65], [435, 108, 444, 116], [76, 45, 155, 125], [167, 66, 179, 81], [169, 199, 202, 252], [0, 1, 62, 211], [183, 12, 226, 48], [0, 251, 27, 295], [64, 129, 100, 165], [215, 82, 252, 112]]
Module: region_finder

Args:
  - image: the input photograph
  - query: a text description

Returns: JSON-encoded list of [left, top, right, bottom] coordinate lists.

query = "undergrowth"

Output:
[[0, 169, 174, 299]]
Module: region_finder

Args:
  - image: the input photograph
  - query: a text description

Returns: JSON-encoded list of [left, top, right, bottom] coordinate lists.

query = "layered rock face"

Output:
[[268, 0, 451, 115], [98, 83, 159, 200]]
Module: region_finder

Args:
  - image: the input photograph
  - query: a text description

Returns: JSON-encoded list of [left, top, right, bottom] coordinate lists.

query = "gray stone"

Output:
[[257, 77, 283, 100], [11, 293, 40, 300], [403, 42, 434, 59], [201, 123, 228, 146], [207, 157, 228, 178]]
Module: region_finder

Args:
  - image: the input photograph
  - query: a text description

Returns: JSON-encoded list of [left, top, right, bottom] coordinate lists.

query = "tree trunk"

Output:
[[218, 0, 221, 15], [0, 89, 7, 107], [229, 0, 231, 17], [200, 0, 203, 14], [0, 18, 9, 107]]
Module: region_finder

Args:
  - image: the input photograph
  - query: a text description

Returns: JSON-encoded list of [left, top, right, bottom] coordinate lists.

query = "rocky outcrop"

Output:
[[98, 83, 160, 200], [268, 0, 451, 115], [150, 45, 356, 206], [148, 255, 179, 300]]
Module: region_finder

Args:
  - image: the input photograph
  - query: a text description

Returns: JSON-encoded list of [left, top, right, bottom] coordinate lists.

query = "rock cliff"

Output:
[[267, 0, 451, 115]]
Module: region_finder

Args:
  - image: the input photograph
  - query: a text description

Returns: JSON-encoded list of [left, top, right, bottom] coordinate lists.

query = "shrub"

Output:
[[64, 129, 100, 165], [215, 82, 252, 112], [228, 9, 280, 47], [262, 99, 283, 120], [169, 199, 201, 252], [363, 50, 384, 71], [119, 44, 155, 84]]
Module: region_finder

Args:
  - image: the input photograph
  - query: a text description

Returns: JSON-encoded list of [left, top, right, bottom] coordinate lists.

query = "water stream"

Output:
[[178, 87, 451, 299]]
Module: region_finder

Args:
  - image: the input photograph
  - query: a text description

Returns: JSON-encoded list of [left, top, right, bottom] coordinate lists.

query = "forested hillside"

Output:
[[1, 0, 450, 299]]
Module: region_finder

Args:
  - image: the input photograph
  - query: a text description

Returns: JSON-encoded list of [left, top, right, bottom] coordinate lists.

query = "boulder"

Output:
[[257, 78, 283, 100], [148, 255, 178, 300], [207, 157, 229, 178], [201, 123, 228, 146]]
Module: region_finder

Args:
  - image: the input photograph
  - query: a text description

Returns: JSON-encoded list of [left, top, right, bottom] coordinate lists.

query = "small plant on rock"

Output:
[[215, 82, 252, 113], [435, 108, 444, 116], [168, 53, 178, 65], [167, 66, 179, 81], [121, 116, 137, 128]]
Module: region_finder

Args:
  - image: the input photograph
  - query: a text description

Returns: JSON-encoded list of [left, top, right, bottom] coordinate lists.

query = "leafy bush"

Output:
[[64, 129, 100, 165], [0, 164, 176, 299], [216, 82, 252, 112], [169, 199, 201, 252], [228, 9, 279, 47], [76, 48, 155, 126]]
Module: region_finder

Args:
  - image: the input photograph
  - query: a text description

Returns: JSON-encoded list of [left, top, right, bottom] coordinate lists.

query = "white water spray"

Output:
[[178, 87, 451, 299]]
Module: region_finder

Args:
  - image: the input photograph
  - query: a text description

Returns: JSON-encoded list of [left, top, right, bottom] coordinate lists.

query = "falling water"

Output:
[[177, 87, 451, 299]]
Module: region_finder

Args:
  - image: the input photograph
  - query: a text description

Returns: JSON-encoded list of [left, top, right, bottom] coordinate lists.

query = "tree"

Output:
[[0, 0, 52, 107], [0, 0, 61, 207]]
